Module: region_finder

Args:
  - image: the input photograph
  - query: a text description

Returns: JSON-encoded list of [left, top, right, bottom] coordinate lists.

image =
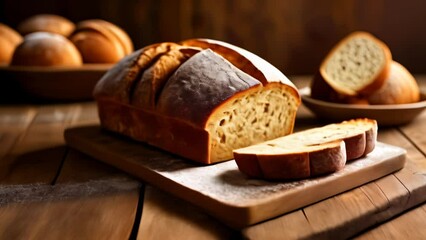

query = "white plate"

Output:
[[300, 87, 426, 126]]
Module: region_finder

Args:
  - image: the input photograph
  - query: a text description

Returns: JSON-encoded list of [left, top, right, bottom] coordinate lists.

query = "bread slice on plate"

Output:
[[234, 118, 377, 180], [320, 31, 392, 96]]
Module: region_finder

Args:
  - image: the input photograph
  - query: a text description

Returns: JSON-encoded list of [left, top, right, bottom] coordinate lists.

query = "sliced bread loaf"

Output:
[[320, 31, 392, 96], [234, 118, 377, 180], [94, 39, 300, 164]]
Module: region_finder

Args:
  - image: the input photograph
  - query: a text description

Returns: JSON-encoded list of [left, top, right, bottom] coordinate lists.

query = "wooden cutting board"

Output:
[[64, 126, 406, 229]]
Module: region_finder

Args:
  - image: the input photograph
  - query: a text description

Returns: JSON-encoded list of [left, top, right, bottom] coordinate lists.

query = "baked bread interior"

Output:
[[320, 31, 392, 96], [69, 19, 134, 63], [0, 23, 23, 64], [11, 32, 82, 66], [311, 61, 420, 105], [17, 14, 75, 37]]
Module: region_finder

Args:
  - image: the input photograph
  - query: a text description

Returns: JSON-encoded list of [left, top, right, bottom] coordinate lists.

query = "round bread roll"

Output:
[[69, 19, 134, 63], [367, 61, 420, 104], [17, 14, 75, 37], [11, 32, 82, 66], [0, 23, 23, 64]]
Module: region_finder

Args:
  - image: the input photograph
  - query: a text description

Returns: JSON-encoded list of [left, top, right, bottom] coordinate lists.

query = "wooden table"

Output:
[[0, 76, 425, 239]]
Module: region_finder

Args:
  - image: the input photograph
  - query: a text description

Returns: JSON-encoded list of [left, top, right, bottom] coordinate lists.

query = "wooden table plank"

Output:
[[0, 106, 36, 176], [355, 202, 426, 239], [0, 102, 140, 239], [137, 185, 235, 240], [0, 104, 79, 184]]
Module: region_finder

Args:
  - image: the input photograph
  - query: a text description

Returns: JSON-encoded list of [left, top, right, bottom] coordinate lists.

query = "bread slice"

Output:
[[94, 40, 300, 164], [311, 61, 420, 105], [234, 119, 377, 180], [320, 31, 392, 96]]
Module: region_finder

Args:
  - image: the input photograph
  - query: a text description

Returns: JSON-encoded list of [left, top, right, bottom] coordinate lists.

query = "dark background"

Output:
[[1, 0, 425, 75]]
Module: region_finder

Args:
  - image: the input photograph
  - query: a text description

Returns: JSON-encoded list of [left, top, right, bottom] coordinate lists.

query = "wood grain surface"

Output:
[[0, 76, 426, 239], [64, 126, 406, 228]]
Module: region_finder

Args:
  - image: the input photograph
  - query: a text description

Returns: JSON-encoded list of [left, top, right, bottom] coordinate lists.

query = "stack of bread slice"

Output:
[[311, 31, 420, 105], [234, 118, 377, 180]]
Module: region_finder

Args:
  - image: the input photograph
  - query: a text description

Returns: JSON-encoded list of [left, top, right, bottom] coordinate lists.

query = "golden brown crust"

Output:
[[131, 47, 201, 109], [10, 32, 82, 66], [17, 14, 75, 37], [367, 61, 420, 104], [93, 42, 180, 103], [0, 23, 23, 64], [97, 99, 211, 163], [70, 19, 133, 63]]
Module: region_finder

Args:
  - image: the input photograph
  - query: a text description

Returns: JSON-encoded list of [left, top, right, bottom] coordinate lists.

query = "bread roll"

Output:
[[11, 32, 82, 67], [69, 19, 133, 63], [94, 39, 300, 164], [17, 14, 75, 37], [367, 61, 420, 104], [0, 23, 23, 64], [234, 119, 377, 180], [320, 31, 392, 96]]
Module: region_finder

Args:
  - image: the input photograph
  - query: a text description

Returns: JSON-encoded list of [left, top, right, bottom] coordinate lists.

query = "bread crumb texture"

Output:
[[207, 88, 298, 161], [324, 35, 386, 93]]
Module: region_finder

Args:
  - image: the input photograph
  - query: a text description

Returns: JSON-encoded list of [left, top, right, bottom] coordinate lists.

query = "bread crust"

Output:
[[0, 23, 23, 64], [157, 49, 262, 126], [132, 47, 201, 109], [233, 119, 377, 180], [93, 42, 180, 103], [319, 31, 392, 96], [11, 32, 82, 66], [70, 20, 133, 63], [97, 99, 211, 163], [17, 14, 75, 37]]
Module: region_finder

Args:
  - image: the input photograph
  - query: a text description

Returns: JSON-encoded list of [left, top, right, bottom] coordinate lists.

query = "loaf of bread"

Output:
[[311, 61, 420, 105], [234, 118, 377, 180], [17, 14, 75, 37], [69, 19, 133, 63], [320, 31, 392, 96], [0, 23, 23, 64], [11, 32, 82, 67], [94, 39, 300, 164]]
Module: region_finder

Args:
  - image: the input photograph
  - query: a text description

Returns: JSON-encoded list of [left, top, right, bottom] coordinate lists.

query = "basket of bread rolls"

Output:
[[302, 31, 426, 126], [0, 14, 134, 101]]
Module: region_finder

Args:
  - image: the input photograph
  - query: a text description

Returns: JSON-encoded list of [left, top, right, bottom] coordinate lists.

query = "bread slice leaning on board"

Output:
[[319, 31, 392, 97], [93, 39, 301, 164], [234, 119, 377, 180]]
